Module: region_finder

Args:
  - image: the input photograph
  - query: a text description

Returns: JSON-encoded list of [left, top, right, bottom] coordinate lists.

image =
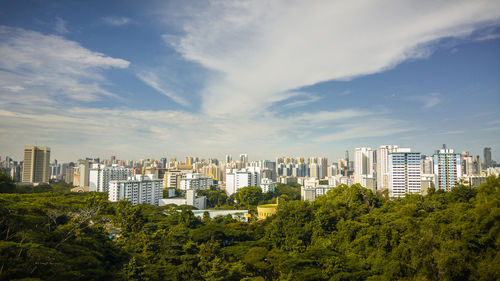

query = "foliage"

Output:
[[1, 174, 499, 280]]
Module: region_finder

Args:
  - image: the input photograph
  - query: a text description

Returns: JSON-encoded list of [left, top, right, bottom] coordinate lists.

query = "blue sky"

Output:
[[0, 0, 499, 163]]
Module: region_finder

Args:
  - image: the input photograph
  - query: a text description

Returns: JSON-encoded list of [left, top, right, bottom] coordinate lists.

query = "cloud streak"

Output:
[[102, 16, 130, 26]]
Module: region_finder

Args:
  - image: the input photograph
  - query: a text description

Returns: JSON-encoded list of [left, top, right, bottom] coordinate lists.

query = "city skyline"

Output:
[[1, 1, 500, 162]]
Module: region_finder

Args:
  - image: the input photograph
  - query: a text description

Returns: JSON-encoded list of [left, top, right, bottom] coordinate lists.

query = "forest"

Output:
[[0, 171, 499, 281]]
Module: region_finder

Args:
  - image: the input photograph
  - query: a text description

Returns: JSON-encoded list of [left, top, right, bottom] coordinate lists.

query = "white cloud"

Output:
[[406, 92, 442, 109], [163, 0, 500, 116], [102, 16, 130, 26], [54, 17, 68, 34], [0, 25, 130, 103]]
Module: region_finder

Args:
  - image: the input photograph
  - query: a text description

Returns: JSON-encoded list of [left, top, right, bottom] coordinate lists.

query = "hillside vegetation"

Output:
[[0, 172, 499, 281]]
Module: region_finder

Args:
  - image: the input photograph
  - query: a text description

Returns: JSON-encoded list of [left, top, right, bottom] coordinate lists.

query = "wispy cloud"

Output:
[[136, 71, 190, 107], [161, 0, 500, 117], [0, 25, 130, 103], [54, 17, 68, 34], [407, 92, 442, 109], [102, 16, 130, 26]]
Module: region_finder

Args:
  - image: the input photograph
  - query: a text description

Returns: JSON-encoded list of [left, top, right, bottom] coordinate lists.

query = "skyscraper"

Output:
[[22, 146, 50, 184], [354, 147, 374, 186], [433, 148, 461, 191], [484, 147, 492, 168], [240, 154, 248, 168], [388, 149, 421, 198], [376, 145, 399, 191]]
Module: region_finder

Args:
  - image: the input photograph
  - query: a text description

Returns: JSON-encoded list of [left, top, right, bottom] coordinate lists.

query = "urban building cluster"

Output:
[[1, 145, 498, 207]]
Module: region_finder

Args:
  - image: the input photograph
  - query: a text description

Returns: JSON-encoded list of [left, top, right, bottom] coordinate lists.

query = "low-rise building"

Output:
[[159, 189, 207, 209]]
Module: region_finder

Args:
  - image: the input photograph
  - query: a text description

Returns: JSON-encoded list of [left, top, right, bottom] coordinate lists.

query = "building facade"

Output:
[[108, 174, 163, 206], [89, 164, 133, 192], [22, 145, 50, 184], [389, 150, 421, 198], [433, 148, 461, 191]]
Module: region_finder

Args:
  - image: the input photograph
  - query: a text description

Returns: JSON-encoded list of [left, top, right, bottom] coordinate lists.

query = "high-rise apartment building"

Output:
[[388, 149, 421, 198], [354, 147, 374, 186], [420, 155, 434, 175], [225, 167, 260, 195], [376, 145, 399, 191], [179, 173, 213, 190], [484, 147, 492, 168], [108, 174, 162, 206], [89, 164, 133, 192], [433, 148, 461, 191], [22, 146, 50, 184]]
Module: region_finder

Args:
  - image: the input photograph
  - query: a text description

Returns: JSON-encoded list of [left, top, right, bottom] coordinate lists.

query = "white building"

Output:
[[389, 150, 421, 198], [354, 147, 374, 187], [164, 170, 183, 189], [433, 148, 461, 191], [159, 189, 207, 209], [225, 168, 261, 195], [260, 178, 277, 193], [377, 145, 399, 191], [301, 185, 333, 201], [89, 164, 132, 192], [179, 173, 213, 190], [108, 174, 163, 206]]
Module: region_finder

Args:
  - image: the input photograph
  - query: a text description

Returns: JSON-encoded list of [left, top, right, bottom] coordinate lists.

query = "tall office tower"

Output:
[[22, 146, 50, 184], [388, 150, 421, 198], [376, 145, 399, 191], [354, 147, 374, 186], [108, 174, 162, 206], [240, 154, 248, 168], [420, 155, 434, 175], [89, 164, 133, 192], [344, 150, 350, 170], [49, 160, 61, 179], [320, 157, 328, 179], [484, 147, 492, 168], [186, 157, 194, 165], [433, 148, 461, 191], [225, 154, 232, 163], [160, 157, 168, 168]]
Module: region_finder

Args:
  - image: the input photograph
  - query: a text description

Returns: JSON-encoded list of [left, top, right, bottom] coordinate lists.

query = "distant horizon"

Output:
[[2, 143, 496, 164]]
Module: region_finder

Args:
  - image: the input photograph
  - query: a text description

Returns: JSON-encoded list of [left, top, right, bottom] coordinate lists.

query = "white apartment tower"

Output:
[[225, 167, 261, 195], [354, 147, 374, 186], [376, 145, 399, 191], [433, 149, 461, 191], [179, 173, 213, 190], [89, 164, 133, 192], [108, 174, 162, 206], [388, 149, 421, 198]]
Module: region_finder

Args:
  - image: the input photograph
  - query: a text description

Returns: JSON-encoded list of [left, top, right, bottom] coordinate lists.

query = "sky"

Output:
[[0, 0, 499, 163]]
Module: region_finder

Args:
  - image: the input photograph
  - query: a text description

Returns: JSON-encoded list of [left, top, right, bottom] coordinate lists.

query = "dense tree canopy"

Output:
[[0, 171, 499, 280]]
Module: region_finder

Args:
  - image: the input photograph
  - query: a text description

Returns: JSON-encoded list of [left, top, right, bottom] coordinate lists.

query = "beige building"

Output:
[[22, 146, 50, 184]]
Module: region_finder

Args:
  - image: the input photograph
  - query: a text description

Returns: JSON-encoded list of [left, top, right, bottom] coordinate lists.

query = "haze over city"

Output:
[[1, 0, 499, 162]]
